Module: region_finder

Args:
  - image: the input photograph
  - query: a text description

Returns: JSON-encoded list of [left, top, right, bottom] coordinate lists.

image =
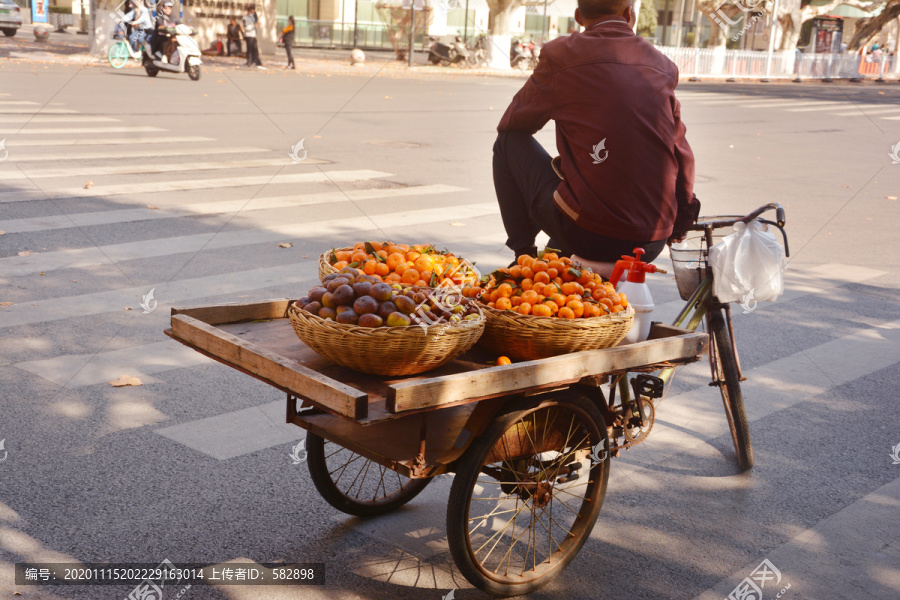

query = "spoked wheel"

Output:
[[447, 393, 609, 596], [108, 41, 130, 69], [708, 309, 753, 470], [305, 432, 431, 517]]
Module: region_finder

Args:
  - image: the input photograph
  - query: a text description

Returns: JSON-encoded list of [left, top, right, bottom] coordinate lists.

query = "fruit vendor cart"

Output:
[[165, 299, 708, 597]]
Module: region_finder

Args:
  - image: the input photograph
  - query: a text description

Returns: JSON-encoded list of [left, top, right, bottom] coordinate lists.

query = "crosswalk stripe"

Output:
[[0, 184, 467, 235], [0, 169, 394, 203], [0, 126, 165, 135], [0, 262, 320, 329], [0, 101, 39, 105], [0, 108, 77, 114], [2, 146, 269, 163], [784, 103, 851, 112], [878, 115, 900, 120], [829, 108, 900, 117], [0, 115, 121, 124], [739, 100, 845, 109], [693, 98, 757, 105], [0, 201, 497, 278], [0, 158, 328, 181], [6, 136, 215, 147]]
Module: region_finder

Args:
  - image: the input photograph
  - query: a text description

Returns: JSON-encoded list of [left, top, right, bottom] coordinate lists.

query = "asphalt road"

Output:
[[1, 59, 900, 600]]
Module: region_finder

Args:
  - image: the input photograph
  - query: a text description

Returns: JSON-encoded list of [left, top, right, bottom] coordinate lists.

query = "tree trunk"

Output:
[[489, 0, 519, 35], [848, 1, 900, 50]]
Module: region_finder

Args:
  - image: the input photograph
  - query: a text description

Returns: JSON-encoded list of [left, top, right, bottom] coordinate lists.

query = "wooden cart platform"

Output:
[[165, 298, 708, 478]]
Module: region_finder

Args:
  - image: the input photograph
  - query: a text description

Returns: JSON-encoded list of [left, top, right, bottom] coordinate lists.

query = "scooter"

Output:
[[510, 38, 537, 70], [428, 36, 478, 67], [142, 23, 202, 81]]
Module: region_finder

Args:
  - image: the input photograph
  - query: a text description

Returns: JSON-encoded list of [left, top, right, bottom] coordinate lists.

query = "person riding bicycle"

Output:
[[151, 0, 182, 61], [493, 0, 700, 265], [122, 1, 153, 52]]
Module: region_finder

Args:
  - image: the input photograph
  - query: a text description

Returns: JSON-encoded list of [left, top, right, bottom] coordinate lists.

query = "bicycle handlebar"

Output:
[[690, 203, 790, 257]]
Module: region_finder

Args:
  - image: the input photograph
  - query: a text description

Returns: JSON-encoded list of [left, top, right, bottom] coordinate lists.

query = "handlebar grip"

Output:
[[776, 206, 785, 228]]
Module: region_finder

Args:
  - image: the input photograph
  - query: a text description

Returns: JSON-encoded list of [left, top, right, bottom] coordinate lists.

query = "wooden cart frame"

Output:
[[166, 298, 708, 596]]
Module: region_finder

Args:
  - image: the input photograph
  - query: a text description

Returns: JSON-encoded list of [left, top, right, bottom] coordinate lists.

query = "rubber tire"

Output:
[[3, 28, 17, 37], [709, 309, 753, 470], [447, 393, 609, 597], [108, 41, 129, 69], [188, 63, 200, 81], [305, 432, 431, 517], [144, 64, 159, 77]]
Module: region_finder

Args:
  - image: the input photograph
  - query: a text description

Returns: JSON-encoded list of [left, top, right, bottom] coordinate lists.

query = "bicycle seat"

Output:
[[571, 255, 615, 279]]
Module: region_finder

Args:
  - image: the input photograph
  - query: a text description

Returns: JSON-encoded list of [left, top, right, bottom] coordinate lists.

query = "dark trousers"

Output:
[[227, 38, 241, 56], [245, 37, 261, 65], [285, 42, 294, 67], [493, 130, 666, 263]]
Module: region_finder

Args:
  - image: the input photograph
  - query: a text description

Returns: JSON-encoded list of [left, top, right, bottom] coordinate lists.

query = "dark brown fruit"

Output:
[[303, 301, 322, 314], [377, 301, 398, 320], [394, 295, 415, 315], [358, 313, 383, 328], [339, 266, 361, 277], [308, 287, 327, 303], [353, 281, 373, 298], [318, 307, 336, 320], [321, 292, 335, 309], [386, 312, 412, 327], [332, 284, 355, 306], [413, 292, 428, 304], [370, 283, 393, 302], [322, 273, 340, 283], [296, 297, 310, 309], [326, 277, 352, 293], [336, 309, 359, 324], [354, 296, 379, 315]]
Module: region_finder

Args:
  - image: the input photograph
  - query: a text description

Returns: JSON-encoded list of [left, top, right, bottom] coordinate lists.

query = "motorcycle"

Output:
[[428, 35, 481, 68], [142, 23, 202, 81], [511, 38, 538, 70]]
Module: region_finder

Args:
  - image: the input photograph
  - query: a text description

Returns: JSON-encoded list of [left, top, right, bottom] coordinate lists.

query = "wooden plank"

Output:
[[171, 299, 293, 325], [647, 323, 693, 340], [170, 314, 368, 419], [387, 331, 708, 413]]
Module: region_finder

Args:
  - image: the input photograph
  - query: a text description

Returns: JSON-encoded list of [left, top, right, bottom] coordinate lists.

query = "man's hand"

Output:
[[667, 231, 687, 245]]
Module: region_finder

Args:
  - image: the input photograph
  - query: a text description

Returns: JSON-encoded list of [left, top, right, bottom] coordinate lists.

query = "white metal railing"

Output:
[[656, 46, 896, 80]]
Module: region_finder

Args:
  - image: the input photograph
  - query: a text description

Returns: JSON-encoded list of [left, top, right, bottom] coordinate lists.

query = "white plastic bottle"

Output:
[[608, 248, 662, 345]]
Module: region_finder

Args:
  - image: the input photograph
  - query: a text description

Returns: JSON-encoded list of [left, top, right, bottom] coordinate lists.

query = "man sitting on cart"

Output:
[[493, 0, 700, 264]]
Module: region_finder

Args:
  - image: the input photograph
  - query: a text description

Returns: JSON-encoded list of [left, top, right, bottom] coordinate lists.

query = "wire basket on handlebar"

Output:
[[669, 216, 741, 301]]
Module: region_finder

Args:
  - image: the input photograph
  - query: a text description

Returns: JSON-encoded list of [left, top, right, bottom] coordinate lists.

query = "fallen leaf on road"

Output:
[[278, 242, 293, 248], [39, 272, 45, 276], [237, 294, 250, 298], [84, 181, 93, 189], [301, 254, 309, 258], [17, 251, 34, 256], [878, 91, 885, 94], [108, 375, 142, 387], [313, 135, 323, 139], [0, 231, 5, 235], [217, 79, 226, 83], [384, 96, 392, 99], [450, 222, 466, 227], [887, 196, 898, 200], [124, 307, 132, 311], [72, 280, 77, 282], [0, 302, 13, 308], [147, 205, 161, 210]]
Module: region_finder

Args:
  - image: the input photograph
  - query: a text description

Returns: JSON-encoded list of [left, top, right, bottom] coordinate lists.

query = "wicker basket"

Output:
[[287, 302, 485, 376], [477, 304, 635, 361], [669, 217, 736, 301]]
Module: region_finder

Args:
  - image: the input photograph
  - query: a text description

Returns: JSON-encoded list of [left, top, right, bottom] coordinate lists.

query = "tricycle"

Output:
[[163, 204, 788, 597]]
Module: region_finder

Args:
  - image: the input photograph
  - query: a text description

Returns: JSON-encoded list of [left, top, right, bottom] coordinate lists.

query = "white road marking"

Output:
[[15, 341, 213, 388], [739, 100, 847, 109], [0, 126, 165, 135], [0, 184, 467, 234], [0, 101, 39, 105], [0, 115, 120, 124], [5, 136, 214, 147], [2, 146, 269, 163], [0, 108, 77, 114], [0, 158, 327, 181], [0, 169, 393, 203], [155, 401, 303, 460], [0, 200, 497, 277], [785, 103, 853, 112], [0, 262, 318, 328]]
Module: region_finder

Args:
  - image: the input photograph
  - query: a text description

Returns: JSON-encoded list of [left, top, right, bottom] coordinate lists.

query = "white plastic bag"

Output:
[[708, 220, 785, 304]]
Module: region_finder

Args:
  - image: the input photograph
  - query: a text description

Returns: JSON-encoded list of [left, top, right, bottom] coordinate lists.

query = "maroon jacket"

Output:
[[498, 17, 700, 241]]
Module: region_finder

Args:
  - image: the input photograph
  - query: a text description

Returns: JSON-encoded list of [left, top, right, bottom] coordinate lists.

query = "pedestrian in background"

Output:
[[227, 17, 243, 57], [243, 6, 264, 69], [280, 16, 295, 69]]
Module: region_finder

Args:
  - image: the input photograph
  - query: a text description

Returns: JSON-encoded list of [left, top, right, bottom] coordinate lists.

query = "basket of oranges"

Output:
[[464, 250, 634, 361], [318, 241, 479, 287]]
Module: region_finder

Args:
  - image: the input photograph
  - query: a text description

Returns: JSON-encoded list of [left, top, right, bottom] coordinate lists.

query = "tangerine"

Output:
[[518, 302, 532, 315], [495, 297, 513, 310], [566, 300, 585, 318], [532, 304, 552, 317], [558, 307, 576, 319], [496, 356, 512, 366]]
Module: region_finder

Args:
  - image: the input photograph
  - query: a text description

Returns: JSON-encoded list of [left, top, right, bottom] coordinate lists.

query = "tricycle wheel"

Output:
[[709, 310, 753, 470], [446, 393, 609, 596], [305, 432, 431, 517]]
